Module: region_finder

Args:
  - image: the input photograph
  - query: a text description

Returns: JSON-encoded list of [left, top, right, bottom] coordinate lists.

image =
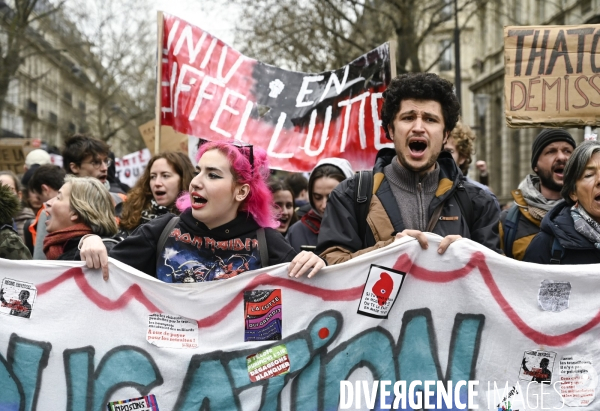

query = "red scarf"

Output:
[[43, 223, 93, 260], [300, 210, 322, 234]]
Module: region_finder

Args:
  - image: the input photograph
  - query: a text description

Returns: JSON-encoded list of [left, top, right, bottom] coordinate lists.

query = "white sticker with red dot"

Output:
[[357, 264, 406, 319]]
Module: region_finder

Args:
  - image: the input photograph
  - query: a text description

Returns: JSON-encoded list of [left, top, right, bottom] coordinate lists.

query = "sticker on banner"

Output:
[[107, 394, 160, 411], [538, 279, 571, 312], [247, 344, 290, 382], [244, 289, 282, 341], [146, 313, 198, 349], [560, 355, 597, 407], [357, 264, 406, 319], [519, 350, 556, 384], [0, 278, 36, 319]]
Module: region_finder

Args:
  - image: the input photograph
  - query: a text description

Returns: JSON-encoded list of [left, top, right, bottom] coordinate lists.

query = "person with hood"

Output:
[[499, 129, 575, 260], [0, 171, 35, 243], [0, 183, 32, 260], [524, 141, 600, 264], [316, 72, 501, 266], [286, 158, 353, 252]]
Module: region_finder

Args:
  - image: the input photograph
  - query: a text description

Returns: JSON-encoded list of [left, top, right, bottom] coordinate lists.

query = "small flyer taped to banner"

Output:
[[519, 350, 556, 384], [146, 313, 198, 349], [244, 289, 282, 342], [560, 355, 597, 407], [357, 265, 406, 319], [538, 279, 571, 312], [247, 344, 290, 382], [107, 394, 160, 411], [488, 383, 526, 411], [0, 278, 36, 319]]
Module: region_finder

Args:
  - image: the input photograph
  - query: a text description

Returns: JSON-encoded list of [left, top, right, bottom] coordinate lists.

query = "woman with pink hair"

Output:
[[79, 141, 324, 282]]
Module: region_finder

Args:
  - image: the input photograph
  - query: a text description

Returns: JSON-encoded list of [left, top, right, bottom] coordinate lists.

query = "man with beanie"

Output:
[[316, 73, 501, 265], [499, 129, 576, 260]]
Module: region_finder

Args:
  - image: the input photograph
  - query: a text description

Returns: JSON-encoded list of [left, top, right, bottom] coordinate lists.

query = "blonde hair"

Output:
[[65, 176, 118, 236], [449, 122, 476, 175]]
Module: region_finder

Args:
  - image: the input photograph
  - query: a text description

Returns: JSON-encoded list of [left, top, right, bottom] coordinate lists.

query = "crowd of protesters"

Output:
[[1, 72, 599, 278]]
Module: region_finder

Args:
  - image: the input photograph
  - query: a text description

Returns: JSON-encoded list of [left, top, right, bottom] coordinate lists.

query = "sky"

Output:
[[152, 0, 239, 47]]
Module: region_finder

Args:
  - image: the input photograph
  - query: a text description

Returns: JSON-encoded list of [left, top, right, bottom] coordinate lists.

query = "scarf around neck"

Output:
[[571, 204, 600, 249], [518, 175, 563, 217], [300, 209, 322, 235], [43, 223, 93, 260], [141, 199, 172, 222]]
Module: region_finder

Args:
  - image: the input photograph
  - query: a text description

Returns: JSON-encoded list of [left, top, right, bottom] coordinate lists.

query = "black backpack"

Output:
[[352, 171, 474, 246]]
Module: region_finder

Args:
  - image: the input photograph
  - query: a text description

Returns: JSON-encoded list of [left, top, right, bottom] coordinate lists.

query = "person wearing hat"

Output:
[[499, 129, 576, 260]]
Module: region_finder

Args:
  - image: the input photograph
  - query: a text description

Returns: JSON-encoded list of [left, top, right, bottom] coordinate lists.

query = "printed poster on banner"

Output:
[[146, 313, 199, 349], [244, 289, 282, 341], [357, 264, 406, 319], [0, 278, 36, 319], [157, 12, 395, 172], [519, 350, 556, 384], [560, 355, 597, 407], [107, 394, 160, 411], [246, 344, 291, 382]]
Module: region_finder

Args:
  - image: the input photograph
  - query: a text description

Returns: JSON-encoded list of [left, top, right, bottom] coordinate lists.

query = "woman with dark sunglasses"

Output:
[[79, 141, 325, 282]]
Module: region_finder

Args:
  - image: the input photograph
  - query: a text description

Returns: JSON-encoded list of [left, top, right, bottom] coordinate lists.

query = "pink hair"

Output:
[[176, 141, 278, 228]]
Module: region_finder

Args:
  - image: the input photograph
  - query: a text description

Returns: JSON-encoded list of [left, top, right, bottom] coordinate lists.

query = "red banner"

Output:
[[158, 13, 393, 172]]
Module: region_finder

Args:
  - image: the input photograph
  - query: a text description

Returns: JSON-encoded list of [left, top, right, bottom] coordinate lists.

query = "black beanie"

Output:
[[531, 129, 576, 170]]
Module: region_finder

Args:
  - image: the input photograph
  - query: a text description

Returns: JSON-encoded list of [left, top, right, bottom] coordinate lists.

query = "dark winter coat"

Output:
[[0, 184, 31, 260], [524, 201, 600, 264], [317, 149, 501, 265]]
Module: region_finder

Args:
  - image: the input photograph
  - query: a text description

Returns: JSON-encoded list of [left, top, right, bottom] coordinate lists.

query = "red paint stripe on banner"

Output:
[[37, 267, 162, 313], [196, 273, 363, 328], [394, 252, 600, 346]]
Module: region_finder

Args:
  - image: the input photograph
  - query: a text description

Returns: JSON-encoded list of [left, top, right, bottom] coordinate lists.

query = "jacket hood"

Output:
[[0, 184, 20, 225], [308, 157, 354, 213], [540, 201, 597, 250]]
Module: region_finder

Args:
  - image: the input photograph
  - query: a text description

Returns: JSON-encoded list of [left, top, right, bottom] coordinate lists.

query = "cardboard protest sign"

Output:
[[0, 144, 26, 173], [156, 12, 394, 172], [505, 24, 600, 127], [139, 120, 188, 155], [2, 236, 600, 409]]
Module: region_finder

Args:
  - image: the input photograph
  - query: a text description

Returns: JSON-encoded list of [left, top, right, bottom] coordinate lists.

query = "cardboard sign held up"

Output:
[[0, 145, 26, 173], [138, 120, 188, 155], [505, 24, 600, 128]]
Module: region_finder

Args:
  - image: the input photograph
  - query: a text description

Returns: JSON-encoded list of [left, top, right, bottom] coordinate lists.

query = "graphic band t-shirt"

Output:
[[156, 225, 262, 283]]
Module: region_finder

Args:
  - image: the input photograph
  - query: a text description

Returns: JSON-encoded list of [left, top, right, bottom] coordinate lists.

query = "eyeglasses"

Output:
[[232, 141, 254, 170], [81, 158, 112, 168]]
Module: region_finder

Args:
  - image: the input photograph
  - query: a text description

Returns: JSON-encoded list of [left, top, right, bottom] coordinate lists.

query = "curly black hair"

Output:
[[381, 73, 460, 139]]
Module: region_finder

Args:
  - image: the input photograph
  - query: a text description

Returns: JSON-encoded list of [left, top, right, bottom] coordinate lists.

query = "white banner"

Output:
[[0, 235, 598, 410]]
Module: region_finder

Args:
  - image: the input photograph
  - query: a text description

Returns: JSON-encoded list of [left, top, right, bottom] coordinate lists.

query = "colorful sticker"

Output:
[[488, 383, 525, 411], [107, 394, 159, 411], [538, 280, 571, 312], [560, 355, 597, 407], [519, 350, 556, 384], [247, 344, 290, 382], [146, 313, 198, 349], [357, 264, 406, 319], [244, 289, 282, 342], [0, 278, 36, 319]]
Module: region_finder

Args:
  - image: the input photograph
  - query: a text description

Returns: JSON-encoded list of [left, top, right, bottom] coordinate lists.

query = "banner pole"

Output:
[[389, 39, 397, 78], [154, 11, 164, 155]]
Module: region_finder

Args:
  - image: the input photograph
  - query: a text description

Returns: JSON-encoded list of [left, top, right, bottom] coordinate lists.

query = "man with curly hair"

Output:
[[444, 122, 499, 209], [317, 73, 501, 264]]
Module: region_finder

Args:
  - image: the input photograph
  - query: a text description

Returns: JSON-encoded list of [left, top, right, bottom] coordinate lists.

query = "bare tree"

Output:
[[235, 0, 487, 73], [64, 0, 154, 150], [0, 0, 62, 134]]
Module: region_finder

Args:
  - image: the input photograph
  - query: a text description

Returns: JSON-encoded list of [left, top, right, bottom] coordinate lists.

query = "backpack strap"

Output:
[[375, 178, 406, 235], [353, 171, 373, 246], [550, 237, 564, 264], [453, 181, 474, 232], [257, 228, 268, 268], [156, 216, 180, 269], [503, 204, 521, 259]]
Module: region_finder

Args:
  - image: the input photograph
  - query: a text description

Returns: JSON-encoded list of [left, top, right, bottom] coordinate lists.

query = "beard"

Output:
[[537, 167, 563, 193]]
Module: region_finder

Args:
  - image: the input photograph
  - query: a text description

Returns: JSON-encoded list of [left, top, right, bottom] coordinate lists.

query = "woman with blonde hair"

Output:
[[118, 151, 195, 237], [43, 176, 118, 260]]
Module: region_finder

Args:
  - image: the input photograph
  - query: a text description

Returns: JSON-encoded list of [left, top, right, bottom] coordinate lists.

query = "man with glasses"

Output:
[[62, 135, 127, 214]]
